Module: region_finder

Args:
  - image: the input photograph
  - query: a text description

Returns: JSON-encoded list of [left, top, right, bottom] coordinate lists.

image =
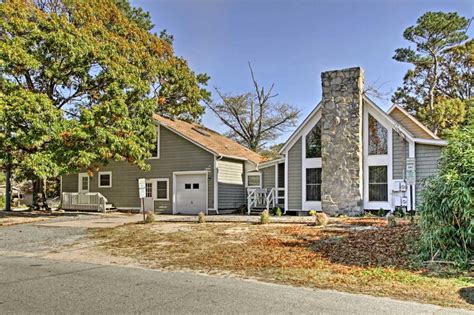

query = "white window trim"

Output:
[[148, 124, 161, 159], [301, 111, 322, 211], [78, 173, 89, 193], [98, 171, 112, 188], [245, 172, 262, 188], [363, 105, 392, 210], [155, 178, 169, 201]]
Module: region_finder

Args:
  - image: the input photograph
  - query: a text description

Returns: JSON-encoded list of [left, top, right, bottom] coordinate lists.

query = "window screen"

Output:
[[369, 166, 388, 201]]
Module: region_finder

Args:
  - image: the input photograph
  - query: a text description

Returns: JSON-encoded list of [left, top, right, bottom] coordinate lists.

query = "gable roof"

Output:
[[387, 105, 440, 140], [153, 114, 264, 164]]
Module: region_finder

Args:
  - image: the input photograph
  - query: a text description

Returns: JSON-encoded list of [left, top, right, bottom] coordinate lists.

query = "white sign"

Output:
[[138, 178, 146, 199], [406, 158, 416, 185]]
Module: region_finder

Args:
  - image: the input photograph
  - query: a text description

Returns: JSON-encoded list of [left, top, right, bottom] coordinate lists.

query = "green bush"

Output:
[[272, 207, 282, 217], [260, 210, 270, 224], [0, 195, 5, 210], [418, 125, 473, 268]]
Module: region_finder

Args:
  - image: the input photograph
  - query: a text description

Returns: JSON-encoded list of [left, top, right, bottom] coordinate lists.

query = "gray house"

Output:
[[258, 67, 446, 215], [61, 66, 446, 215], [61, 114, 264, 214]]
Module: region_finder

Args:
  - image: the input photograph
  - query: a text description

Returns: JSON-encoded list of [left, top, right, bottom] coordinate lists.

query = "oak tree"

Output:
[[0, 0, 210, 209]]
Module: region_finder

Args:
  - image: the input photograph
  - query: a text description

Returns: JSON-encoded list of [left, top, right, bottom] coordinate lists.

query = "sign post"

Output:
[[138, 178, 146, 223], [405, 158, 416, 185]]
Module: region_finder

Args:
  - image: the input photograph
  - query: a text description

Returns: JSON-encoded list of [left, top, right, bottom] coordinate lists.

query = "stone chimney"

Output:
[[320, 67, 364, 216]]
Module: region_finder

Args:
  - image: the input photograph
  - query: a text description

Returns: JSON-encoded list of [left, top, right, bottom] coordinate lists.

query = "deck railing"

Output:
[[61, 192, 108, 212]]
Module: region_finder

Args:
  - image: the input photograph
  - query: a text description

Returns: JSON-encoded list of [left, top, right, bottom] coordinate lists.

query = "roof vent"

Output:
[[192, 126, 211, 137]]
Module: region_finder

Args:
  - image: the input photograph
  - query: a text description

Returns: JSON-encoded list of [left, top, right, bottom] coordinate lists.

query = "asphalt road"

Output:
[[0, 255, 471, 315]]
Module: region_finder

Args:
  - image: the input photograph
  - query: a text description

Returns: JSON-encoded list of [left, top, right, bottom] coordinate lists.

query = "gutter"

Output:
[[414, 138, 448, 146]]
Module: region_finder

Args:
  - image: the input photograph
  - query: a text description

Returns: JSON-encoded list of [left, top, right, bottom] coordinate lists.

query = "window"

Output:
[[150, 126, 160, 158], [98, 172, 112, 188], [306, 168, 322, 201], [185, 183, 191, 189], [306, 121, 321, 158], [193, 183, 199, 189], [145, 182, 153, 198], [247, 173, 261, 187], [368, 114, 388, 155], [156, 179, 168, 200], [369, 166, 388, 201]]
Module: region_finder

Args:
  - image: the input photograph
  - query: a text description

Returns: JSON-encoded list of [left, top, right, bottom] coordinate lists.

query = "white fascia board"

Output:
[[363, 95, 415, 143], [414, 138, 448, 146], [279, 101, 322, 154], [258, 158, 285, 169]]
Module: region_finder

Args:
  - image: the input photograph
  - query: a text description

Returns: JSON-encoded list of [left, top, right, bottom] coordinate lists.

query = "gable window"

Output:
[[306, 168, 322, 201], [98, 172, 112, 188], [369, 166, 388, 201], [150, 126, 160, 158], [368, 114, 388, 155], [246, 173, 261, 188], [156, 179, 169, 200], [306, 121, 321, 158]]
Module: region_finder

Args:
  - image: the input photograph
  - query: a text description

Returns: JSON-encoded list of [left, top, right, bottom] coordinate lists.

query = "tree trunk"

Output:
[[32, 178, 41, 210], [5, 163, 12, 211], [41, 178, 50, 210]]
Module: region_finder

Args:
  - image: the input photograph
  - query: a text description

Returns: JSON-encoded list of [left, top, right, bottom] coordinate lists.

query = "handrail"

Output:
[[265, 188, 275, 210], [247, 189, 256, 214]]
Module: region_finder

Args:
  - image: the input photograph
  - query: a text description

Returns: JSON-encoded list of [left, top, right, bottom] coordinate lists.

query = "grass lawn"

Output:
[[91, 218, 473, 310]]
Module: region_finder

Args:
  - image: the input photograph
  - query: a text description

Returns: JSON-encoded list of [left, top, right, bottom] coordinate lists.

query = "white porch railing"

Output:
[[247, 188, 275, 214], [61, 192, 108, 212]]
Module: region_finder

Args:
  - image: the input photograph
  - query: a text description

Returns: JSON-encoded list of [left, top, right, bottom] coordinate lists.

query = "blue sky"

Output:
[[132, 0, 473, 144]]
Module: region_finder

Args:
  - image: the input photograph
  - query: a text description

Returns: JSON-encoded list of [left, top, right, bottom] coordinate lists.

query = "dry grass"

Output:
[[91, 219, 473, 310]]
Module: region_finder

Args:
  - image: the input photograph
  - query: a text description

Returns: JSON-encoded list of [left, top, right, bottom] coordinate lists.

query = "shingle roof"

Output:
[[153, 114, 264, 164]]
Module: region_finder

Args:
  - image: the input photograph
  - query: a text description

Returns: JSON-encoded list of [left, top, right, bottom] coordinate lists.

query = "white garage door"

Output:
[[175, 174, 207, 214]]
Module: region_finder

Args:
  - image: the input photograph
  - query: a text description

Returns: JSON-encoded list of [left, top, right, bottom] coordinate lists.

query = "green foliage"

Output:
[[260, 209, 270, 224], [272, 207, 282, 217], [392, 11, 472, 136], [308, 210, 317, 216], [0, 194, 4, 210], [0, 0, 209, 185], [144, 211, 155, 224], [417, 98, 467, 136], [198, 211, 206, 224], [377, 208, 386, 217], [393, 207, 406, 218], [418, 125, 474, 268]]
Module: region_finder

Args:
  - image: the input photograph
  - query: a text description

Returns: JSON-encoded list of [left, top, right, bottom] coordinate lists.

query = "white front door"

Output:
[[78, 173, 89, 193], [175, 174, 207, 214], [143, 180, 154, 212]]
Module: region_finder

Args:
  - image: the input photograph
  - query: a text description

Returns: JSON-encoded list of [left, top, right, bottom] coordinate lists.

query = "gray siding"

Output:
[[261, 165, 275, 190], [62, 127, 215, 213], [217, 158, 245, 210], [415, 144, 442, 205], [287, 137, 302, 210], [392, 132, 408, 179]]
